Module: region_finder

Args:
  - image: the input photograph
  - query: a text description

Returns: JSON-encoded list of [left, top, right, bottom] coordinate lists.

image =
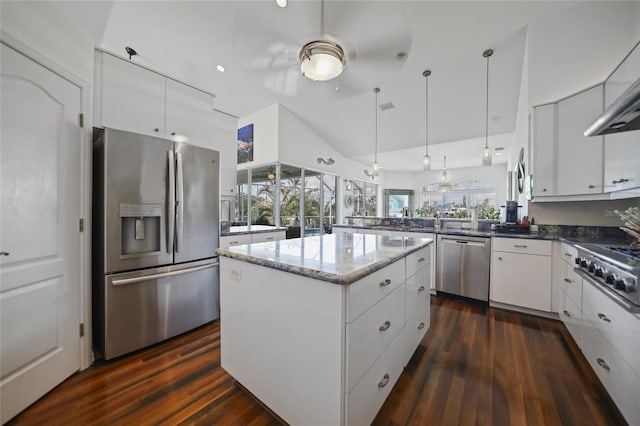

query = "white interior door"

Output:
[[0, 42, 81, 423]]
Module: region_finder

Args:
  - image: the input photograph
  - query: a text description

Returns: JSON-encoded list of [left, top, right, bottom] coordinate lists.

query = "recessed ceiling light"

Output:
[[216, 65, 225, 73], [276, 0, 287, 7]]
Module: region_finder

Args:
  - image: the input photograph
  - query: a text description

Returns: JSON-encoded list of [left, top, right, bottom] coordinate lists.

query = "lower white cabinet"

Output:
[[490, 238, 552, 312], [249, 230, 286, 243], [560, 291, 582, 347]]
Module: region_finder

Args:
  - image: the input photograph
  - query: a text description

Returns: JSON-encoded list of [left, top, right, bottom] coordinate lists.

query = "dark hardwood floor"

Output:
[[9, 296, 625, 426]]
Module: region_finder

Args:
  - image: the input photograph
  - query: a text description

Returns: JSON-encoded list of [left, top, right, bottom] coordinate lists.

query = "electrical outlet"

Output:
[[230, 270, 241, 281]]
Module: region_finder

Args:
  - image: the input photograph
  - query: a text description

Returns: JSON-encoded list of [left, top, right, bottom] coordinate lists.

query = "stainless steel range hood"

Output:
[[584, 76, 640, 136]]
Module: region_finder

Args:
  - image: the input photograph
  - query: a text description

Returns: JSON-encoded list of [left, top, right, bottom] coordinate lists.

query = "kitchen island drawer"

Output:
[[348, 260, 404, 322], [347, 329, 405, 426], [582, 279, 640, 376], [493, 237, 552, 256], [560, 292, 582, 347], [347, 284, 404, 391], [405, 266, 430, 319], [406, 245, 431, 279], [563, 267, 582, 307], [404, 298, 430, 366]]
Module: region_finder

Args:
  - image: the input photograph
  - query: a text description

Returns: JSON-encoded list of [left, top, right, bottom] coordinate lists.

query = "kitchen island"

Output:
[[216, 232, 433, 426]]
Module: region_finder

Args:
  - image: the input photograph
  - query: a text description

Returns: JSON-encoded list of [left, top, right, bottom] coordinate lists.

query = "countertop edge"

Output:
[[332, 224, 555, 240]]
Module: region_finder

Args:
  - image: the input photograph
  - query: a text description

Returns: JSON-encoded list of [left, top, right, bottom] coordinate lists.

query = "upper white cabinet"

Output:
[[531, 103, 556, 197], [94, 51, 237, 197], [99, 52, 166, 138], [604, 42, 640, 193], [531, 84, 604, 198], [556, 85, 604, 195]]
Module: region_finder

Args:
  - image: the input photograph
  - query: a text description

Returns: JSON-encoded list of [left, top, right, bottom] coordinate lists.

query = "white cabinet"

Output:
[[249, 230, 286, 244], [603, 43, 640, 193], [490, 238, 552, 312], [219, 230, 286, 248], [531, 103, 556, 197], [95, 51, 237, 197], [219, 234, 251, 248], [98, 52, 166, 138], [556, 85, 604, 195]]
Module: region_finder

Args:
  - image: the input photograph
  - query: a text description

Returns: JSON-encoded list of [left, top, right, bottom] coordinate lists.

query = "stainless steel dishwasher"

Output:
[[436, 234, 491, 301]]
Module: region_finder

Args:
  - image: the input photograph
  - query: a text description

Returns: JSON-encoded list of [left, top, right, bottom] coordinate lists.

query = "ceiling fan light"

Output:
[[482, 146, 492, 166], [422, 154, 431, 171], [299, 41, 345, 81]]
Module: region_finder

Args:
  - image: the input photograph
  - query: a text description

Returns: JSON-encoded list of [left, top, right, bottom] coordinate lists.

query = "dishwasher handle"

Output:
[[440, 237, 487, 247]]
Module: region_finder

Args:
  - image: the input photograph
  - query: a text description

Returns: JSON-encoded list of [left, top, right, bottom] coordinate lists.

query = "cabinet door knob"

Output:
[[418, 286, 426, 292], [588, 185, 595, 189], [417, 322, 425, 330], [418, 257, 425, 262], [543, 188, 547, 192], [378, 373, 390, 388], [379, 279, 392, 287], [153, 128, 159, 132], [597, 313, 611, 323], [498, 257, 503, 261], [597, 358, 610, 371], [563, 310, 572, 318], [379, 320, 391, 331], [171, 132, 176, 136]]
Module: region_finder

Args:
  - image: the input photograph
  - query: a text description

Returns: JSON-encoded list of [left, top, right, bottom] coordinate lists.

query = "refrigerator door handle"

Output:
[[111, 262, 219, 286], [176, 151, 184, 253], [167, 150, 175, 254]]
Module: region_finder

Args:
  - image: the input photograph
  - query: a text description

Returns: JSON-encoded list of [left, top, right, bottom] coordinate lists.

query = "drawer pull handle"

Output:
[[230, 241, 238, 245], [379, 279, 392, 287], [498, 257, 503, 261], [597, 358, 610, 371], [597, 313, 611, 323], [564, 278, 573, 283], [563, 310, 572, 318], [0, 251, 9, 256], [154, 128, 159, 132], [588, 185, 595, 189], [266, 237, 274, 240], [514, 244, 528, 248], [564, 253, 572, 257], [418, 322, 425, 330], [418, 257, 425, 262], [379, 321, 391, 331], [418, 286, 426, 292], [378, 373, 390, 388]]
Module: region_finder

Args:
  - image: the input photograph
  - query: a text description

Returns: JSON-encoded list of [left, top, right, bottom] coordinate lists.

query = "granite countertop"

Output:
[[221, 225, 288, 237], [331, 224, 556, 240], [216, 233, 433, 285]]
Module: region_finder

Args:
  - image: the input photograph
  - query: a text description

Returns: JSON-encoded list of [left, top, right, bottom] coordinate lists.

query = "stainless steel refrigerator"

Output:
[[92, 127, 220, 360]]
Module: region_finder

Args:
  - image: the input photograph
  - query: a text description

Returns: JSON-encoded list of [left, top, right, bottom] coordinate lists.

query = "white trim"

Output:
[[1, 30, 94, 371]]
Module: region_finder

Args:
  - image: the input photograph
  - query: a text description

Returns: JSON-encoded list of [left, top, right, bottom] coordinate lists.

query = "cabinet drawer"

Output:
[[563, 267, 582, 307], [493, 238, 552, 256], [560, 292, 582, 347], [582, 318, 640, 426], [220, 234, 251, 248], [404, 299, 430, 367], [582, 279, 640, 376], [251, 231, 285, 244], [347, 329, 405, 426], [560, 242, 578, 266], [348, 260, 404, 322], [405, 266, 430, 319], [406, 245, 431, 279], [347, 285, 404, 391]]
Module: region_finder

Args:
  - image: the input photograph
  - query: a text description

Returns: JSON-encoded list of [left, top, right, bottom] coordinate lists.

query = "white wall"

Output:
[[528, 1, 640, 107]]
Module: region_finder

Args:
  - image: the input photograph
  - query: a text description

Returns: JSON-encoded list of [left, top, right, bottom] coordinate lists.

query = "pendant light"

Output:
[[372, 87, 380, 177], [482, 49, 493, 166], [422, 70, 432, 171], [440, 156, 451, 192]]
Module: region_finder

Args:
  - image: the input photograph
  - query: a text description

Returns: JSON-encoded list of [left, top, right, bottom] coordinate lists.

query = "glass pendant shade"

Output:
[[422, 154, 431, 171], [482, 146, 492, 166], [372, 162, 380, 177], [440, 156, 451, 192]]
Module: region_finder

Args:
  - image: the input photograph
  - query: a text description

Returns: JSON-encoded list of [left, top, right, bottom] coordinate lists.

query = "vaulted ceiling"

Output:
[[52, 0, 578, 170]]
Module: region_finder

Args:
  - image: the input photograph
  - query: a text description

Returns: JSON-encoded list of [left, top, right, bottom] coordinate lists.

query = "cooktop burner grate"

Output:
[[606, 246, 640, 261]]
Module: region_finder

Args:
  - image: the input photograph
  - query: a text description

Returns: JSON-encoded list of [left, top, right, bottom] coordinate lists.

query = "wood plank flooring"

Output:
[[8, 296, 625, 425]]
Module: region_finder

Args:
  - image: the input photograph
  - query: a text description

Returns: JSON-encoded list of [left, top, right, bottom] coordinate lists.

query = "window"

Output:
[[419, 180, 499, 219], [383, 189, 413, 217], [348, 179, 377, 216]]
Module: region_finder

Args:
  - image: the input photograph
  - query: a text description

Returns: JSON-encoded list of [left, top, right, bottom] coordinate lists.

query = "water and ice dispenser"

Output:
[[120, 203, 163, 256]]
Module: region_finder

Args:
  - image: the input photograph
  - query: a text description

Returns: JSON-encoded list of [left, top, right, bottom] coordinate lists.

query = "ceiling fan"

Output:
[[232, 0, 413, 97]]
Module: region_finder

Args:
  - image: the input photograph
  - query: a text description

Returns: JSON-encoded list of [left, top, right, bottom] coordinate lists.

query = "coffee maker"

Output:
[[504, 200, 520, 224]]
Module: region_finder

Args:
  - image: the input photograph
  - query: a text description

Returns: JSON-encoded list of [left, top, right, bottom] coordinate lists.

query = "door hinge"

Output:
[[79, 113, 84, 128], [79, 323, 85, 337], [79, 218, 84, 232]]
